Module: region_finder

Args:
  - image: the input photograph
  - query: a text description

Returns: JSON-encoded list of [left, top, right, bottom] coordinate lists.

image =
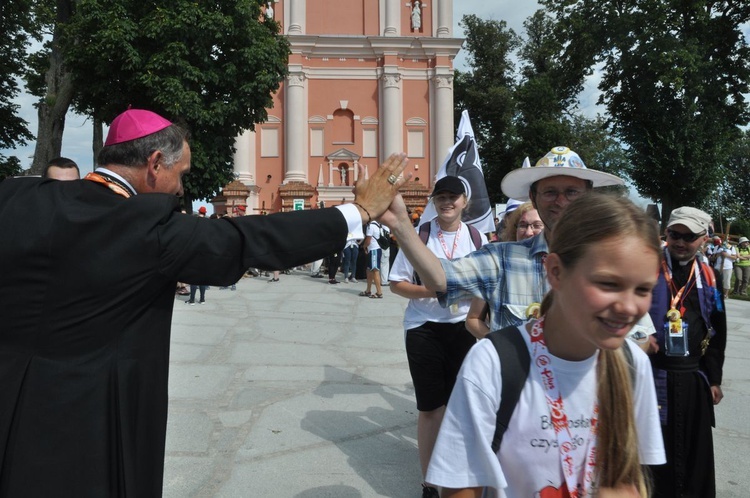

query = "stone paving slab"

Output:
[[164, 271, 750, 497]]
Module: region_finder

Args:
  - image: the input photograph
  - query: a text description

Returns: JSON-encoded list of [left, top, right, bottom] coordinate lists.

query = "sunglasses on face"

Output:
[[666, 229, 705, 242]]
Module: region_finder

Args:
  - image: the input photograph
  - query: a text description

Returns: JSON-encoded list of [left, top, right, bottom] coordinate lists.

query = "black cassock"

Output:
[[0, 177, 346, 497]]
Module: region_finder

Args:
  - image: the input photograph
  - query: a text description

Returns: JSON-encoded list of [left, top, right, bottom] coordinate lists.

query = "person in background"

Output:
[[341, 230, 363, 283], [733, 236, 750, 295], [707, 236, 736, 299], [187, 284, 208, 304], [197, 206, 207, 217], [646, 206, 727, 498], [426, 193, 665, 498], [360, 221, 384, 298], [465, 202, 543, 338], [43, 157, 80, 181], [389, 176, 488, 498]]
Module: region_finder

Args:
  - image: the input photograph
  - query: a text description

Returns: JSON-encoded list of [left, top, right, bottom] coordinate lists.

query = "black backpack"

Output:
[[373, 222, 391, 250], [485, 325, 635, 453]]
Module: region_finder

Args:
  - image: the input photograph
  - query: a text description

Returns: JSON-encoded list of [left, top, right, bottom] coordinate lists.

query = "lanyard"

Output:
[[661, 256, 697, 314], [436, 223, 461, 259], [661, 249, 716, 349], [527, 318, 598, 497], [84, 172, 134, 198]]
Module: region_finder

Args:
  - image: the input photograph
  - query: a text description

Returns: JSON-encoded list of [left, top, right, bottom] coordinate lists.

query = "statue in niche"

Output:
[[265, 1, 274, 19], [411, 1, 422, 31], [339, 165, 348, 186]]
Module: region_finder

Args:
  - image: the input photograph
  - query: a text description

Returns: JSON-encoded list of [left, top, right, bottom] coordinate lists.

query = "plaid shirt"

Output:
[[437, 232, 550, 330]]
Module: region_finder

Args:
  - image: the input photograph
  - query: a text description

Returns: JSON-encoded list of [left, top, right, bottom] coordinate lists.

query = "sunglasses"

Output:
[[666, 229, 705, 242]]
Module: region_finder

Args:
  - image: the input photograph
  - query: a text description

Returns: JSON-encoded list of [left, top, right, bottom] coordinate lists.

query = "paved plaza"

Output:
[[164, 271, 750, 497]]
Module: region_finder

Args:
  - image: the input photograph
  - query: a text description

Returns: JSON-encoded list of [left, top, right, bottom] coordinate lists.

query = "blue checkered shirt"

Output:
[[437, 232, 550, 330]]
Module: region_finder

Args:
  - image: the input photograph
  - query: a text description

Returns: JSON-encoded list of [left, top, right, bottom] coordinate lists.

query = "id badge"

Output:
[[664, 320, 689, 357], [450, 303, 459, 315]]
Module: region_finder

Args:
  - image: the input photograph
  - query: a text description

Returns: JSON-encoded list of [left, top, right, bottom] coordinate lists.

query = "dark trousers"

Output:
[[189, 285, 207, 302], [327, 251, 343, 280]]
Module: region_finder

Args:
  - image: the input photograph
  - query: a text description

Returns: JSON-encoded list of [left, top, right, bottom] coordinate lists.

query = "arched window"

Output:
[[332, 109, 355, 144]]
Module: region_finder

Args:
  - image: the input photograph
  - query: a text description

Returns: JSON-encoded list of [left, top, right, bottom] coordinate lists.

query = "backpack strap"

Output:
[[467, 224, 483, 250], [485, 326, 530, 453], [485, 325, 637, 454], [418, 221, 431, 245]]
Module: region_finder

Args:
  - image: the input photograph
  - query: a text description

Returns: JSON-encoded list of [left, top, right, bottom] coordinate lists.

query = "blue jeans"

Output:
[[341, 245, 359, 279]]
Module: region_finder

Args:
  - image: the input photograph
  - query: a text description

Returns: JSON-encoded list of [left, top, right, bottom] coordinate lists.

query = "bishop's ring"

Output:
[[387, 174, 398, 185]]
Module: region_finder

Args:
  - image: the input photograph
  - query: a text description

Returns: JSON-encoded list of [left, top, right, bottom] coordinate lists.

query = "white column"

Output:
[[233, 129, 256, 185], [381, 71, 402, 156], [436, 0, 451, 37], [284, 69, 307, 182], [288, 0, 305, 34], [433, 73, 454, 179], [384, 0, 399, 36]]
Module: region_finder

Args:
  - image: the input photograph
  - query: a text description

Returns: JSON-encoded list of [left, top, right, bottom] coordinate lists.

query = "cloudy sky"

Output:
[[3, 2, 543, 176]]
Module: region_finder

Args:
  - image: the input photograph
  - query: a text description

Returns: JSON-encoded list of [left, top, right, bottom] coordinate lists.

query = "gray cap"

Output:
[[667, 207, 711, 234]]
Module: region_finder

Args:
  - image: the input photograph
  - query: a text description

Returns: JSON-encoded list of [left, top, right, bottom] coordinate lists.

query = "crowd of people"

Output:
[[0, 107, 734, 498]]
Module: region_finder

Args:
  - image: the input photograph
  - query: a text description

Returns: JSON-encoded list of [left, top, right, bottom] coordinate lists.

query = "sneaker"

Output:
[[311, 273, 324, 279], [187, 301, 196, 306], [348, 278, 358, 283], [329, 279, 340, 284], [421, 484, 439, 498], [199, 300, 205, 304]]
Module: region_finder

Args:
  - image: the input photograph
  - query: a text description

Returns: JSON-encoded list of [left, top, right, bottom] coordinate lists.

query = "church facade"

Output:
[[223, 0, 461, 214]]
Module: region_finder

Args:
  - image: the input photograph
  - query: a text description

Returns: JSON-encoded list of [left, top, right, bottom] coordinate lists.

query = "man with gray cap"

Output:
[[382, 146, 624, 330], [646, 206, 727, 498]]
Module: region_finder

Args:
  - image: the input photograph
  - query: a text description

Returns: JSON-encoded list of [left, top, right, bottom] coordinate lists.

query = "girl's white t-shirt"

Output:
[[389, 219, 487, 330], [426, 327, 665, 497]]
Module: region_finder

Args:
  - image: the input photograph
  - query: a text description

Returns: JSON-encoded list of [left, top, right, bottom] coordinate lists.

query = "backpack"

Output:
[[413, 221, 483, 285], [373, 222, 391, 250], [485, 325, 635, 453]]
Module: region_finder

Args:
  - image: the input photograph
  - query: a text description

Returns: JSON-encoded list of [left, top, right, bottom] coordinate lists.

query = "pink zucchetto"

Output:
[[104, 109, 173, 146]]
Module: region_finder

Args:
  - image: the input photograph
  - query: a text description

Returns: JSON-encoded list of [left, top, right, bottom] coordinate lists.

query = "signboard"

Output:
[[293, 199, 305, 211]]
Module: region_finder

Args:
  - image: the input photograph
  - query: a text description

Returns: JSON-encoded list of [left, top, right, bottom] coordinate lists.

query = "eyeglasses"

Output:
[[666, 229, 705, 242], [537, 188, 585, 202], [517, 222, 545, 231]]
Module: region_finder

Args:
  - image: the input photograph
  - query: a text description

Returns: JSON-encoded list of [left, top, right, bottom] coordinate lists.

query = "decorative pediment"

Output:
[[326, 148, 361, 161]]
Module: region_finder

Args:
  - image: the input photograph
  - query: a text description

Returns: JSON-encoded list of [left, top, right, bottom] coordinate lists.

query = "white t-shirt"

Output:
[[389, 219, 487, 330], [710, 244, 736, 271], [426, 326, 665, 497], [366, 222, 384, 252]]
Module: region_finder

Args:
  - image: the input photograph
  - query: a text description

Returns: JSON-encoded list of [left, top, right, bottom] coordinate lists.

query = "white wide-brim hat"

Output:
[[501, 146, 625, 201]]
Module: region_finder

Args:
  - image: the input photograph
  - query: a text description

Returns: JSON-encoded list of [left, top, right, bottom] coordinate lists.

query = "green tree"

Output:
[[0, 0, 36, 172], [44, 0, 289, 203], [712, 129, 750, 224], [541, 0, 750, 224], [453, 14, 520, 202]]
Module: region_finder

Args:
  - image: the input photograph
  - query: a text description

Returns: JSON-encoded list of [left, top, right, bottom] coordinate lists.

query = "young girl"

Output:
[[389, 176, 488, 498], [426, 193, 666, 498]]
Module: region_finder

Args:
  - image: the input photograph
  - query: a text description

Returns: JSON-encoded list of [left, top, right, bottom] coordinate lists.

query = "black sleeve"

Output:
[[158, 206, 348, 285], [701, 270, 727, 385]]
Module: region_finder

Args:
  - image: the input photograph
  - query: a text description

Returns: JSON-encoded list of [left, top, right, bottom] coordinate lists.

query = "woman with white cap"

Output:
[[389, 175, 488, 498]]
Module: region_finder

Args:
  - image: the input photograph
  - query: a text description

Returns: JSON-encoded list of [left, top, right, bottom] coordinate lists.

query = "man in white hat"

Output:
[[646, 206, 726, 497], [733, 236, 750, 295], [383, 146, 624, 330]]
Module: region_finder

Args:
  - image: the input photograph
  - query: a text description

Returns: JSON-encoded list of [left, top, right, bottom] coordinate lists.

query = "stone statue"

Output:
[[339, 165, 348, 185], [411, 1, 422, 31], [265, 1, 274, 19]]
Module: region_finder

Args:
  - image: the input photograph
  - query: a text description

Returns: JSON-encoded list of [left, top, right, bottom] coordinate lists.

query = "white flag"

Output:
[[419, 110, 495, 233]]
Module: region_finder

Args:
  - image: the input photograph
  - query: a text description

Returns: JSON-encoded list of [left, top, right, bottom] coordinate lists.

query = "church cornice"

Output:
[[288, 35, 463, 60]]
